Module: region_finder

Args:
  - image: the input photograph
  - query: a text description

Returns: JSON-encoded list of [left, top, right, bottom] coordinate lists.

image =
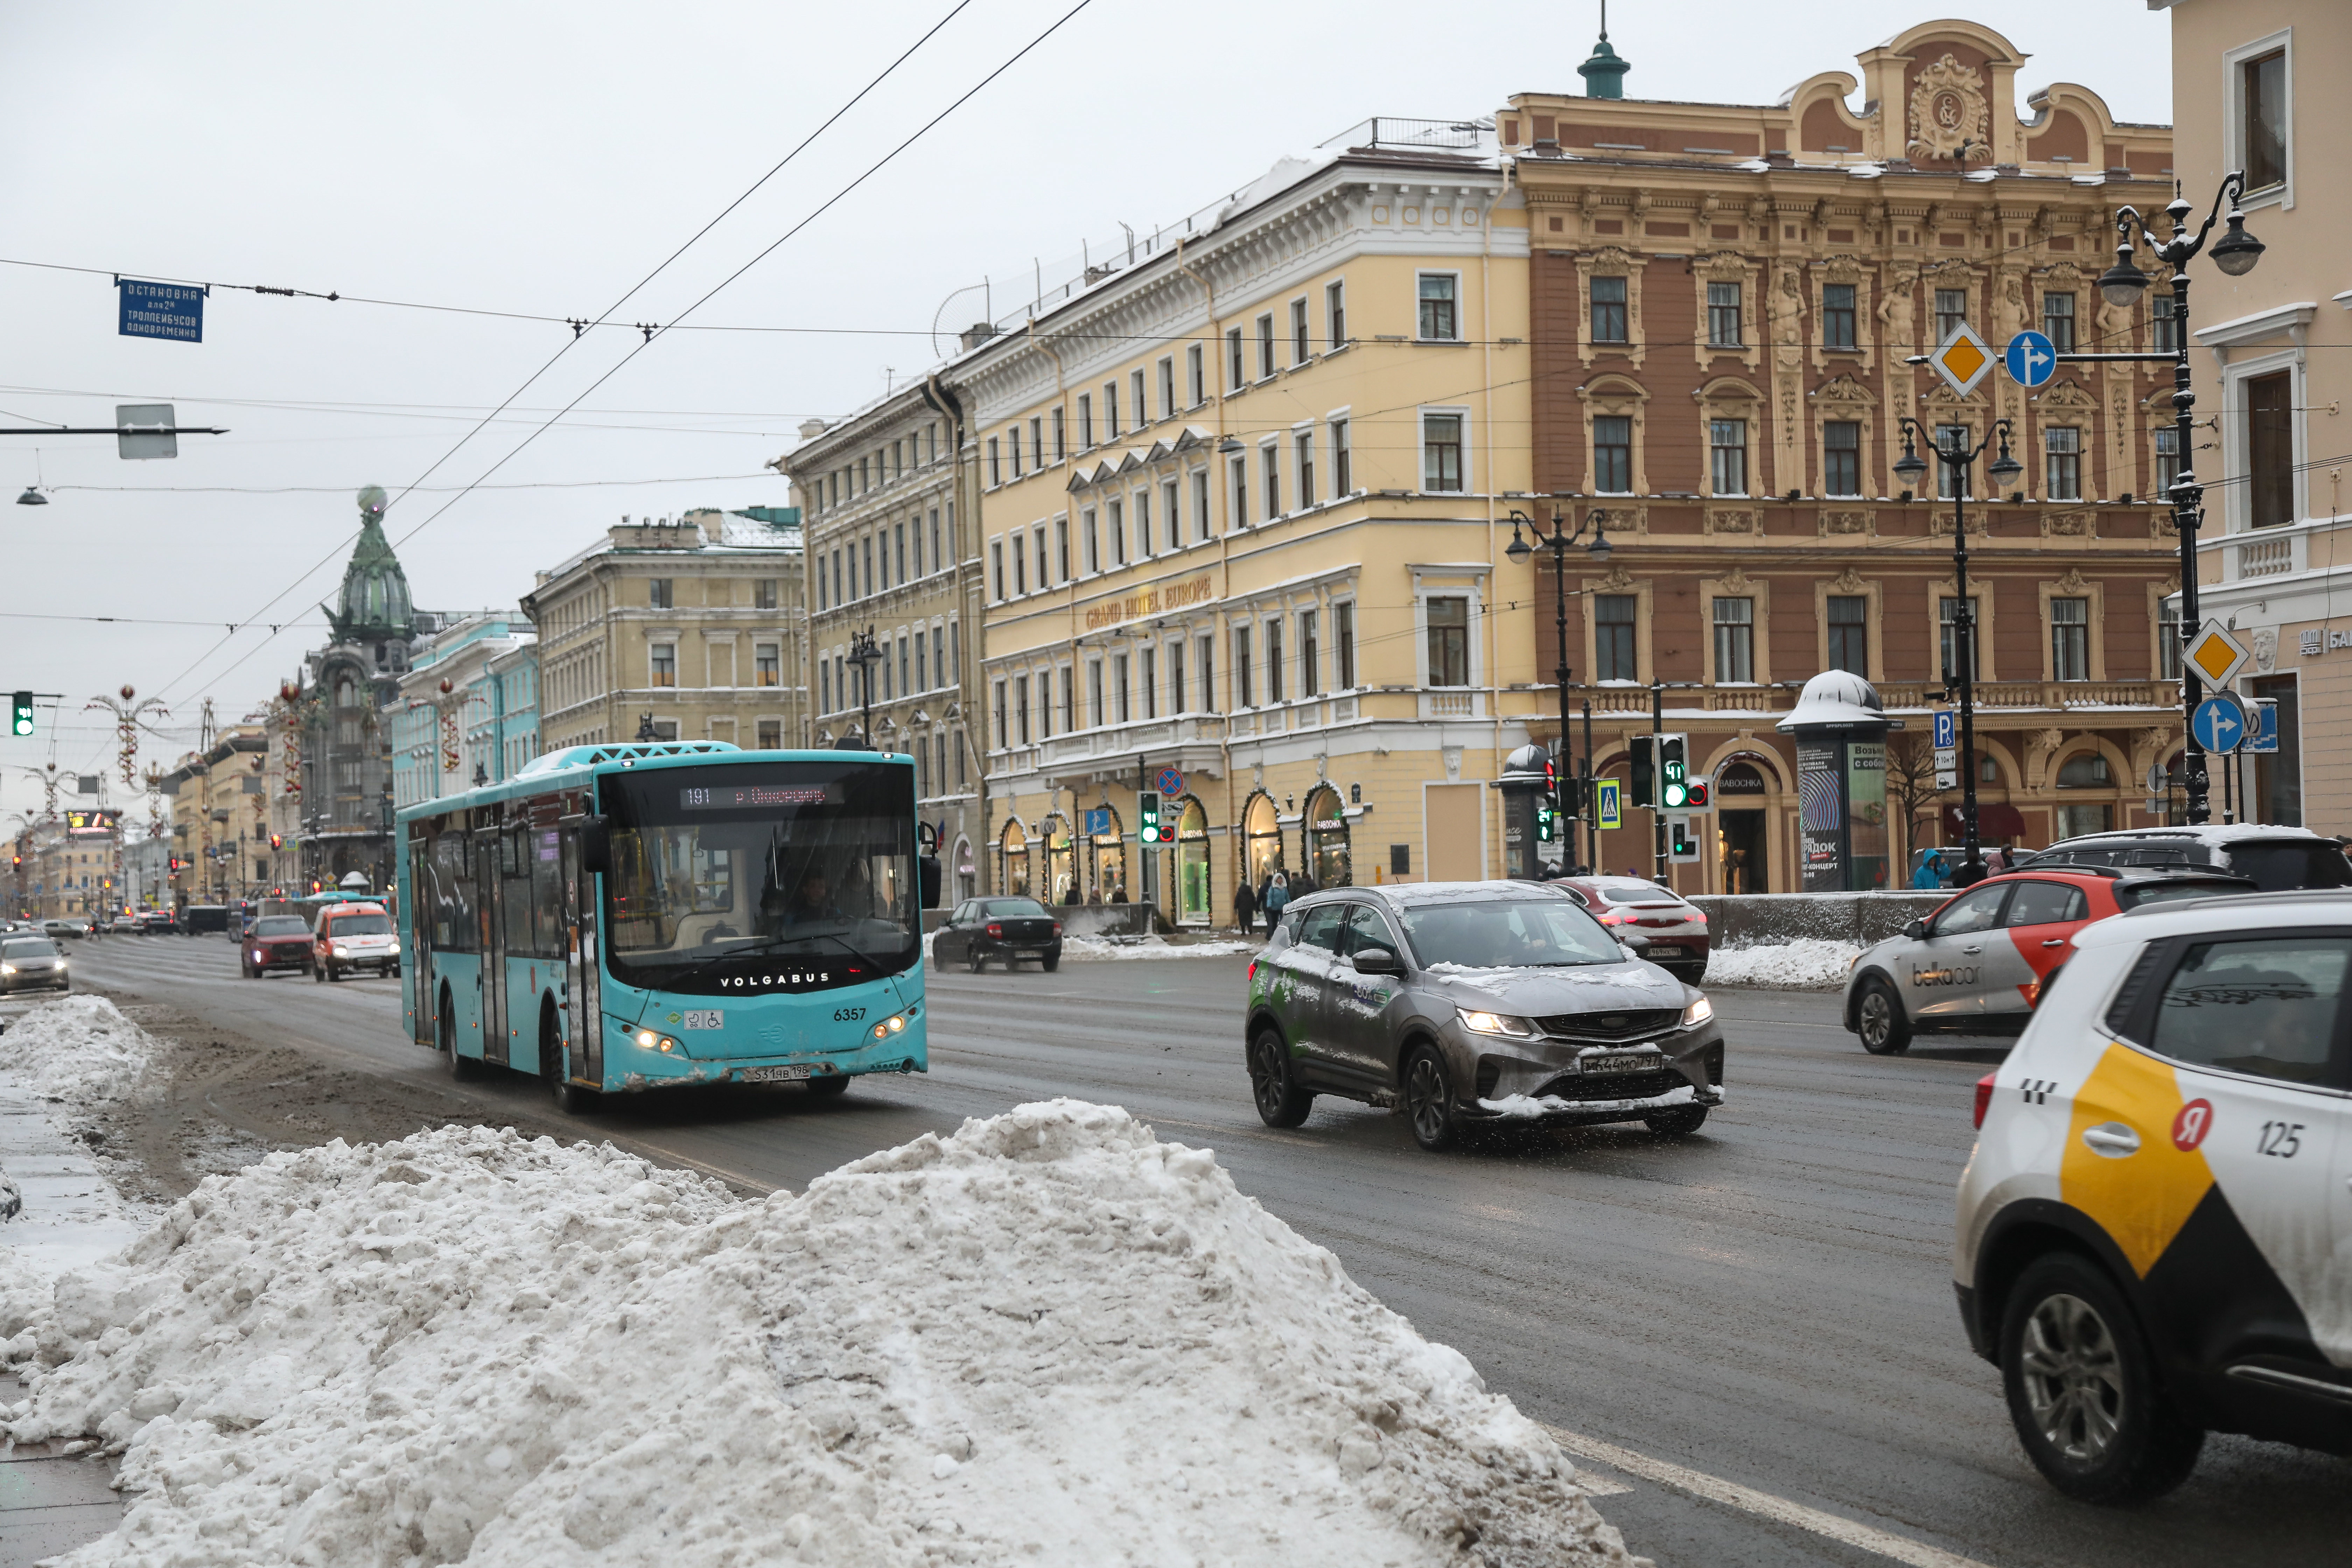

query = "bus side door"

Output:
[[561, 821, 603, 1089], [406, 839, 434, 1049], [475, 825, 508, 1065]]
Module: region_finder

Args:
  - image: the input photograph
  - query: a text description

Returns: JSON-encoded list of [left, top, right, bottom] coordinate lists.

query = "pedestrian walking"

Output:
[[1912, 851, 1947, 890], [1262, 870, 1290, 934], [1232, 878, 1257, 934]]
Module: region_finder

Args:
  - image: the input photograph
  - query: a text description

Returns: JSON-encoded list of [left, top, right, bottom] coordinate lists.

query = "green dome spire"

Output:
[[1578, 2, 1629, 100], [322, 484, 415, 643]]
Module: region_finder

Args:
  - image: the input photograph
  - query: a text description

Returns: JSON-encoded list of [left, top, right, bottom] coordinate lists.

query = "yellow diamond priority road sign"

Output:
[[1930, 322, 1996, 397], [2185, 623, 2249, 688]]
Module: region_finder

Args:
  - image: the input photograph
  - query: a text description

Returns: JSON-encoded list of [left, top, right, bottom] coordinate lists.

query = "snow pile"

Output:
[[1060, 933, 1258, 961], [5, 1102, 1638, 1568], [0, 994, 157, 1103], [1703, 938, 1862, 990]]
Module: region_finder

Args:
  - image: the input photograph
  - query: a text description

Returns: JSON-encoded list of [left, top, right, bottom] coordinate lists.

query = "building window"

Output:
[[1162, 478, 1180, 551], [650, 644, 676, 687], [755, 643, 780, 687], [1423, 414, 1464, 492], [1234, 625, 1253, 707], [1134, 489, 1153, 558], [1709, 419, 1749, 496], [1055, 517, 1069, 582], [1009, 429, 1023, 479], [2056, 752, 2109, 789], [1591, 275, 1628, 343], [989, 540, 1004, 601], [1192, 469, 1211, 541], [1300, 609, 1320, 697], [987, 437, 1001, 488], [1291, 298, 1310, 364], [1226, 328, 1244, 392], [1198, 633, 1216, 712], [1418, 273, 1459, 341], [1016, 676, 1030, 744], [1256, 313, 1276, 380], [1077, 393, 1093, 448], [754, 577, 778, 610], [2045, 426, 2082, 501], [1141, 646, 1157, 719], [1113, 654, 1130, 723], [1595, 594, 1637, 680], [930, 508, 943, 574], [1827, 595, 1868, 676], [1035, 524, 1050, 585], [1712, 597, 1755, 683], [1087, 660, 1104, 727], [1186, 343, 1204, 406], [1265, 618, 1284, 704], [648, 578, 673, 610], [2155, 426, 2180, 498], [1822, 283, 1856, 350], [1939, 596, 1981, 681], [2152, 294, 2178, 354], [1108, 498, 1125, 566], [1230, 455, 1249, 527], [1028, 418, 1043, 471], [1593, 415, 1632, 494], [1331, 419, 1351, 494], [1157, 357, 1175, 420], [915, 629, 928, 693], [1051, 406, 1066, 461], [1936, 424, 1971, 501], [1011, 536, 1026, 596], [993, 681, 1007, 749], [1335, 601, 1355, 688], [1130, 370, 1147, 429], [1082, 508, 1099, 575], [896, 523, 908, 583], [1167, 641, 1184, 713], [1060, 666, 1074, 732], [2159, 597, 2181, 679], [1326, 280, 1346, 351], [1103, 381, 1120, 439], [2042, 292, 2076, 355], [1824, 420, 1861, 497], [2249, 369, 2294, 528], [2051, 597, 2090, 682], [1262, 445, 1282, 517], [1935, 288, 1967, 344], [1427, 597, 1469, 687], [1295, 430, 1315, 510], [2241, 47, 2288, 194], [1707, 281, 1742, 348]]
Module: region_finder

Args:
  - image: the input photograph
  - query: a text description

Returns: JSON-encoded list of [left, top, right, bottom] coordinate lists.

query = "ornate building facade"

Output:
[[1504, 19, 2186, 890]]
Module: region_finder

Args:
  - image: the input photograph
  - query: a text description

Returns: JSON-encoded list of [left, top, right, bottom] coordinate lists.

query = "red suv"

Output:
[[241, 914, 316, 978]]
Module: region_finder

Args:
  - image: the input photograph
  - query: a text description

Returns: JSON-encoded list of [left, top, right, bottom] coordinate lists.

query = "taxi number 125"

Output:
[[2257, 1120, 2305, 1158]]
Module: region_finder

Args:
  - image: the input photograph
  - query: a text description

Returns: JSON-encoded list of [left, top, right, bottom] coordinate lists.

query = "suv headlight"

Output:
[[1680, 995, 1714, 1028], [1458, 1008, 1539, 1038], [387, 941, 401, 955]]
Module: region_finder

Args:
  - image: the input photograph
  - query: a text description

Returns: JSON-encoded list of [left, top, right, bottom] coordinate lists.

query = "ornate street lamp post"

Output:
[[845, 628, 883, 750], [1506, 505, 1612, 873], [1894, 419, 2022, 886], [2095, 174, 2266, 827]]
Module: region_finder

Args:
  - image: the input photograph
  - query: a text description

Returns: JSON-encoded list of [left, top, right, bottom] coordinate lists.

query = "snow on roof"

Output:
[[1, 1097, 1637, 1566]]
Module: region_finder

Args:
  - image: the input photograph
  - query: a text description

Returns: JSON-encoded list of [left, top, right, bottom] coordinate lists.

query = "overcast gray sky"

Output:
[[0, 1, 2169, 826]]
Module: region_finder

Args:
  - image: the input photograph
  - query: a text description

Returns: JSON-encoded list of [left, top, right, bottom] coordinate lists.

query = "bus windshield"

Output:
[[599, 759, 918, 990]]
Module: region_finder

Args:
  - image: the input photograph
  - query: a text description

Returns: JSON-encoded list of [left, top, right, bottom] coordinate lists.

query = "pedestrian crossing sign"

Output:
[[1930, 323, 1996, 397], [2185, 624, 2249, 688], [1596, 777, 1622, 831]]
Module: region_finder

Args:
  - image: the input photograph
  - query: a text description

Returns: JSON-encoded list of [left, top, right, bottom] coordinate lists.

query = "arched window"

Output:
[[1304, 785, 1351, 888], [1241, 791, 1282, 889], [1177, 798, 1212, 925], [1088, 804, 1126, 903], [997, 818, 1030, 897], [2056, 752, 2111, 789], [1042, 813, 1076, 905], [336, 678, 356, 709]]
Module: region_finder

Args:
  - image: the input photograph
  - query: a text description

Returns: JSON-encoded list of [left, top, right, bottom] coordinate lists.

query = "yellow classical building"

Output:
[[944, 128, 1546, 923]]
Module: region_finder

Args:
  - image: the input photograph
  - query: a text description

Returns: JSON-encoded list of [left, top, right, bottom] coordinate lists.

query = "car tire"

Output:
[[1401, 1044, 1461, 1152], [313, 961, 326, 983], [2001, 1251, 2203, 1503], [1247, 1024, 1313, 1129], [327, 963, 342, 983], [967, 949, 987, 974], [441, 988, 478, 1081], [807, 1075, 850, 1098], [1041, 953, 1060, 972], [542, 1020, 594, 1114], [1856, 976, 1912, 1055], [1644, 1105, 1709, 1136]]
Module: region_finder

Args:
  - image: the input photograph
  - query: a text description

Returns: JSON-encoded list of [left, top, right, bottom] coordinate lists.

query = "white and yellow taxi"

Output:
[[1956, 889, 2352, 1501]]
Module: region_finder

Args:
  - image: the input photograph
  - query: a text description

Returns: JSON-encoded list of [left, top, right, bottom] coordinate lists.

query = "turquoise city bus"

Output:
[[394, 741, 925, 1110]]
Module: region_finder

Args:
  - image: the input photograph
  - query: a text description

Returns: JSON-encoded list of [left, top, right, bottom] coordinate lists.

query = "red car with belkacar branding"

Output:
[[1841, 865, 2257, 1053]]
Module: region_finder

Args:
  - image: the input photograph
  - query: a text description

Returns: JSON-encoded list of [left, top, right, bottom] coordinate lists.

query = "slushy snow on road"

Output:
[[4, 1100, 1641, 1568]]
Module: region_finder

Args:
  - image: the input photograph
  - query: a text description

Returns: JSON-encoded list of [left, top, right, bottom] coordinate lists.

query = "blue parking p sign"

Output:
[[1932, 710, 1956, 750]]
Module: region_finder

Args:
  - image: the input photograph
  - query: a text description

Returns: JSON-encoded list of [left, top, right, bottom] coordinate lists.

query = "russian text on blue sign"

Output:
[[117, 279, 205, 343], [2246, 700, 2279, 755], [1931, 710, 1956, 749], [2191, 693, 2248, 755], [2004, 330, 2056, 389]]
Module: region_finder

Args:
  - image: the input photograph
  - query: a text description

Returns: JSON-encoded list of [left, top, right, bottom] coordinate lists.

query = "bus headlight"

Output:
[[869, 1011, 912, 1040], [634, 1029, 681, 1054]]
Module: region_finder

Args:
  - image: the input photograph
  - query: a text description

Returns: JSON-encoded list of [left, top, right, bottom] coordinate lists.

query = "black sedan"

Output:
[[933, 897, 1064, 972]]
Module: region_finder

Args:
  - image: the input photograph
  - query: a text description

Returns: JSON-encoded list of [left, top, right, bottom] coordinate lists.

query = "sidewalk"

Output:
[[0, 1370, 121, 1566]]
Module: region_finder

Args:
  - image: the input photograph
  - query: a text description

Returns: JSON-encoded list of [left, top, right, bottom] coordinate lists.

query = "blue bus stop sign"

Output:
[[117, 279, 205, 343], [2004, 330, 2056, 389], [2192, 693, 2248, 754]]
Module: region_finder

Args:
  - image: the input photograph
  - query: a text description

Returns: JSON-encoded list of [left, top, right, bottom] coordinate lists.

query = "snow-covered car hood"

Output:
[[1419, 959, 1688, 1015]]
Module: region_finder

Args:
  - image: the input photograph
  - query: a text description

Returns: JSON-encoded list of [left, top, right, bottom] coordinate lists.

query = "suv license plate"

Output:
[[741, 1064, 813, 1084], [1585, 1055, 1647, 1075]]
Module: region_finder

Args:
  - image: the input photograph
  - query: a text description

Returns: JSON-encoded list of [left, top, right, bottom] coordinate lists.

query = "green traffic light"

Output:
[[9, 692, 31, 737]]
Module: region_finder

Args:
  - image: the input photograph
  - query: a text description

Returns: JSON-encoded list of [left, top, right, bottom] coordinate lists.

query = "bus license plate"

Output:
[[1586, 1055, 1646, 1074], [742, 1064, 812, 1083], [681, 1010, 723, 1030]]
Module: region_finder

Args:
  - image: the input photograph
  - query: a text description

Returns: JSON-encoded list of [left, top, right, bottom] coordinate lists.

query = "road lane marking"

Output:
[[1542, 1425, 1996, 1568]]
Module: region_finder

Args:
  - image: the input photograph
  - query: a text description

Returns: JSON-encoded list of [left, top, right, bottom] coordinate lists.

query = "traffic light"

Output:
[[1138, 789, 1168, 846], [1658, 734, 1690, 809], [1536, 757, 1558, 842], [269, 834, 284, 850], [1684, 776, 1712, 810], [9, 692, 31, 737], [1629, 734, 1656, 807], [1667, 816, 1702, 863]]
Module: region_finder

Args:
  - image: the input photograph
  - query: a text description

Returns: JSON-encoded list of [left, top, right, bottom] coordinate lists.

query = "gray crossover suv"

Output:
[[1244, 882, 1724, 1150]]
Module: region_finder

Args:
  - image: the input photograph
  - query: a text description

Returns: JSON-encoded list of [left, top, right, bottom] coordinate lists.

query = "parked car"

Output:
[[241, 915, 316, 978], [182, 905, 229, 936], [932, 897, 1063, 972], [1843, 866, 2258, 1053], [2017, 823, 2352, 891], [312, 902, 398, 980], [108, 915, 143, 934], [1545, 874, 1708, 981], [1245, 883, 1720, 1151], [41, 918, 90, 940], [1958, 888, 2352, 1500], [140, 909, 180, 934], [0, 935, 69, 994]]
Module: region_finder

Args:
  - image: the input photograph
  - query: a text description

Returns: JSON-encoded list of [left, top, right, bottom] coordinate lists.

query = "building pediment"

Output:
[[1809, 373, 1877, 408]]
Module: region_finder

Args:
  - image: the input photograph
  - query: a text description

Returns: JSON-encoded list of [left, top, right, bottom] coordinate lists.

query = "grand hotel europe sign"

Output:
[[1083, 574, 1217, 631]]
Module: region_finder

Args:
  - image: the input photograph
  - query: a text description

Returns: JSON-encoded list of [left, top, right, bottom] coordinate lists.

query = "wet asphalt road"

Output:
[[54, 933, 2352, 1568]]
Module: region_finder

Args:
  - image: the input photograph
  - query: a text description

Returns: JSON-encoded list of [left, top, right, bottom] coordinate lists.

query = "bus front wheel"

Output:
[[542, 1006, 595, 1114]]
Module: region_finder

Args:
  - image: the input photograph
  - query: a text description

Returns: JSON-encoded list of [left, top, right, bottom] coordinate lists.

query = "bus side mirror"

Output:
[[579, 816, 612, 874]]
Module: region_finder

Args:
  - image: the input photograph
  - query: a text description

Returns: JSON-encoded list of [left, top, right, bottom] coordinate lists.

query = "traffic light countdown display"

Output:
[[1536, 757, 1558, 842], [10, 692, 32, 737], [1137, 790, 1175, 846], [1659, 734, 1690, 808]]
